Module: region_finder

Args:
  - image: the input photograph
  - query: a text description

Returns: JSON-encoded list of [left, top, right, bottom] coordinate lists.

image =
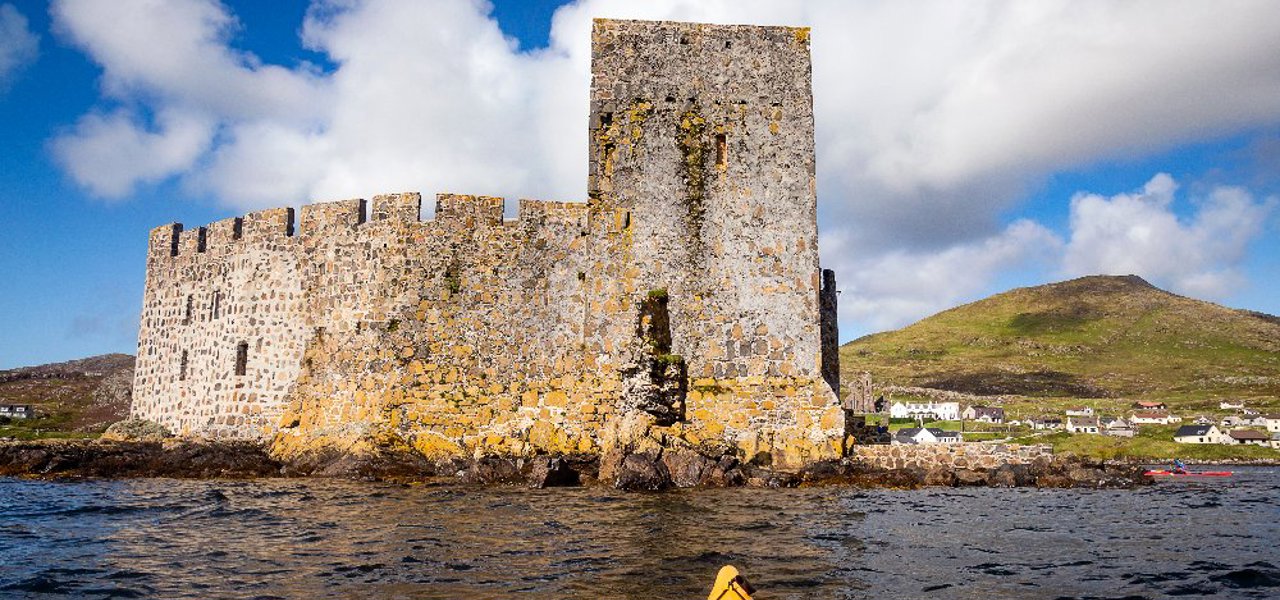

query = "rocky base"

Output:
[[0, 439, 1150, 489]]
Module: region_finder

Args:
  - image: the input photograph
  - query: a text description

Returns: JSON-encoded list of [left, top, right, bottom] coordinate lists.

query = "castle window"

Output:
[[196, 227, 207, 253], [212, 290, 221, 319], [715, 133, 727, 168], [600, 111, 613, 128], [184, 295, 194, 325], [235, 342, 248, 376], [232, 217, 244, 240], [179, 350, 188, 381]]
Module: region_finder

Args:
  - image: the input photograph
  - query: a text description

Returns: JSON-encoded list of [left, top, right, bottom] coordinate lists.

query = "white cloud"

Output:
[[0, 3, 39, 89], [827, 220, 1062, 333], [51, 108, 215, 198], [46, 0, 1280, 331], [1062, 173, 1276, 299]]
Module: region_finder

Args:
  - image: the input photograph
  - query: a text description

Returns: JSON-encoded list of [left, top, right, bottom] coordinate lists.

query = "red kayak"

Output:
[[1144, 469, 1233, 477]]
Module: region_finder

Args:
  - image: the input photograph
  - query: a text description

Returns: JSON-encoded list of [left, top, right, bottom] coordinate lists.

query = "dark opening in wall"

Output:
[[232, 217, 243, 240], [285, 208, 296, 237], [356, 199, 367, 226], [715, 134, 727, 168], [212, 290, 221, 319], [196, 227, 207, 253], [169, 224, 183, 257], [600, 111, 613, 128], [235, 342, 248, 376], [184, 295, 194, 325], [179, 350, 188, 381]]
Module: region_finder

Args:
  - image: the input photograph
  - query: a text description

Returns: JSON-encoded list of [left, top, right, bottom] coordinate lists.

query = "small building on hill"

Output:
[[1102, 417, 1135, 438], [1132, 412, 1180, 425], [1226, 429, 1270, 446], [1065, 407, 1094, 417], [1265, 415, 1280, 434], [1220, 400, 1246, 410], [962, 406, 1005, 423], [1134, 401, 1167, 410], [1066, 415, 1100, 434], [1222, 415, 1267, 428], [1270, 433, 1280, 450], [890, 401, 960, 422], [1174, 424, 1223, 444], [1032, 418, 1063, 431], [0, 404, 33, 420]]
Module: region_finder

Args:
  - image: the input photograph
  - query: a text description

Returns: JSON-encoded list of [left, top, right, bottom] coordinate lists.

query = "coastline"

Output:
[[0, 438, 1150, 489]]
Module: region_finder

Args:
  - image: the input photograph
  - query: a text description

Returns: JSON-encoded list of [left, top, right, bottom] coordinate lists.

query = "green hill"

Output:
[[840, 275, 1280, 417]]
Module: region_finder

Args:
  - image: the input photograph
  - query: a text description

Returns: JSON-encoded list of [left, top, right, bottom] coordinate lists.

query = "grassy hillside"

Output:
[[0, 354, 133, 439], [840, 275, 1280, 417]]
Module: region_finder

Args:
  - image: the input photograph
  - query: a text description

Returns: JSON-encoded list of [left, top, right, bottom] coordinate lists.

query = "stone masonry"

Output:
[[132, 19, 846, 469]]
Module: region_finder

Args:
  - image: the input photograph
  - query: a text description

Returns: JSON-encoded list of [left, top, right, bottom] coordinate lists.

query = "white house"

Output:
[[1032, 418, 1063, 431], [893, 427, 962, 445], [1102, 417, 1135, 438], [1222, 415, 1267, 428], [1263, 414, 1280, 434], [1131, 412, 1180, 425], [1220, 400, 1246, 410], [1270, 433, 1280, 450], [1065, 407, 1094, 417], [889, 401, 960, 421], [1174, 424, 1224, 444], [961, 406, 1005, 423], [0, 404, 32, 420], [1066, 415, 1100, 434]]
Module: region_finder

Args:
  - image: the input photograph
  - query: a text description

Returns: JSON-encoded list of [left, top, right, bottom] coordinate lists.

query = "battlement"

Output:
[[153, 192, 605, 258], [134, 19, 843, 469]]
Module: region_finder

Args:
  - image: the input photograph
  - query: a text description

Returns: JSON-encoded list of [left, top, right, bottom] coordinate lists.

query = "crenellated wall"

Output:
[[132, 19, 846, 468]]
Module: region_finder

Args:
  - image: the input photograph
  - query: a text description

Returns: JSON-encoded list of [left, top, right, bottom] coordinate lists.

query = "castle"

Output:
[[131, 19, 846, 468]]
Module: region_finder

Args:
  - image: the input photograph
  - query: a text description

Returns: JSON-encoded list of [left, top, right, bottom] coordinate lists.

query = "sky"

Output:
[[1, 0, 1278, 369]]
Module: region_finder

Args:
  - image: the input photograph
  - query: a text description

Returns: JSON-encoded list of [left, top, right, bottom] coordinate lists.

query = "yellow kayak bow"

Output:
[[708, 565, 755, 600]]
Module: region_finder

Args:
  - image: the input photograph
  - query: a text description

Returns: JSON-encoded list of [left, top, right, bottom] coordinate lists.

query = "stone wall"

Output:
[[132, 19, 845, 469], [849, 444, 1053, 471]]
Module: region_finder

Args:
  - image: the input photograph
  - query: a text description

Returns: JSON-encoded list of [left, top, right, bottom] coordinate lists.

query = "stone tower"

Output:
[[131, 19, 845, 469]]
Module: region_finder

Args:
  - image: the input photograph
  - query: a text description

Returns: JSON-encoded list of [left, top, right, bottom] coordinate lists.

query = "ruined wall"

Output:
[[133, 19, 845, 468]]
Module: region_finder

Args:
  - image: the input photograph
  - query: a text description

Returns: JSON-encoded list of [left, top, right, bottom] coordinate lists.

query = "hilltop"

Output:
[[0, 354, 134, 438], [840, 275, 1280, 416]]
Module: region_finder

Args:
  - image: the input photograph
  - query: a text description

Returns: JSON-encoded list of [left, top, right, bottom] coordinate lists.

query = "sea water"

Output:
[[1, 467, 1277, 599]]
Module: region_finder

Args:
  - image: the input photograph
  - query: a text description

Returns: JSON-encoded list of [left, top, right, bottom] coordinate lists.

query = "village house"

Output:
[[961, 406, 1005, 423], [1065, 407, 1095, 417], [1133, 401, 1167, 410], [1263, 414, 1280, 434], [1066, 415, 1100, 434], [1101, 417, 1136, 438], [889, 401, 960, 422], [1219, 400, 1246, 410], [1226, 429, 1270, 446], [0, 404, 33, 420], [1221, 415, 1267, 429], [892, 427, 963, 445], [1193, 416, 1214, 425], [1270, 433, 1280, 450], [1131, 412, 1181, 425], [1032, 418, 1063, 431], [1173, 424, 1224, 444]]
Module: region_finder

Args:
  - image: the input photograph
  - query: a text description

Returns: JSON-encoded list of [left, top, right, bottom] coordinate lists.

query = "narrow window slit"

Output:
[[234, 342, 248, 376]]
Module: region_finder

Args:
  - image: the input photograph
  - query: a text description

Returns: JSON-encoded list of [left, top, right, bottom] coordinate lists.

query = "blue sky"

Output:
[[1, 0, 1278, 369]]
